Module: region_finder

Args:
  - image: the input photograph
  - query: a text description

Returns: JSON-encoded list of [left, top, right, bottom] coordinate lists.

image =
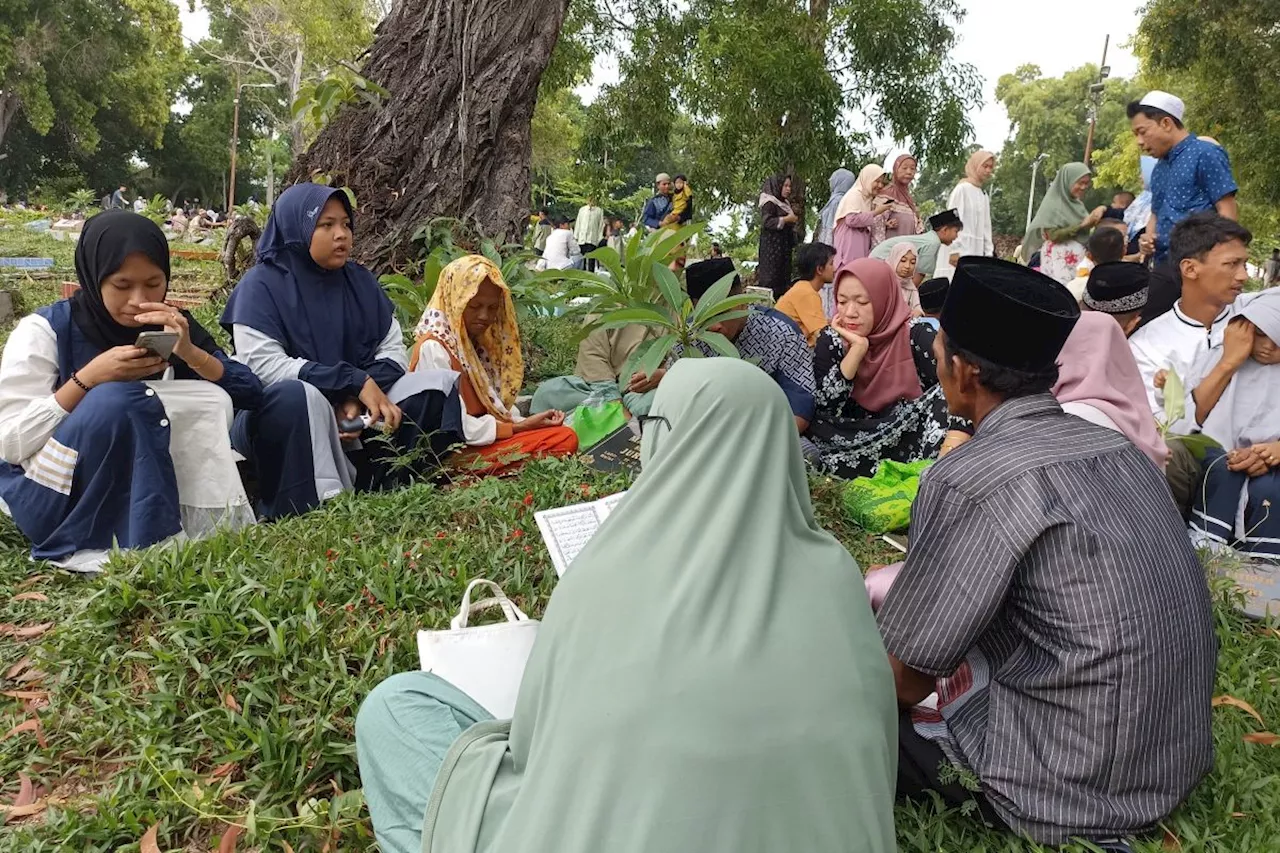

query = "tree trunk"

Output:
[[0, 94, 18, 149], [289, 0, 570, 269], [266, 141, 275, 205]]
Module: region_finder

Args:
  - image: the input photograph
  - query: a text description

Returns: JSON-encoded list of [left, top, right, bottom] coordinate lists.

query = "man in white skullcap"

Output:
[[1126, 90, 1239, 267], [640, 173, 674, 232]]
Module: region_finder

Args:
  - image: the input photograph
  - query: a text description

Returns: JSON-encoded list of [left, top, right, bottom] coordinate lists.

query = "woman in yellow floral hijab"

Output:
[[411, 255, 577, 475]]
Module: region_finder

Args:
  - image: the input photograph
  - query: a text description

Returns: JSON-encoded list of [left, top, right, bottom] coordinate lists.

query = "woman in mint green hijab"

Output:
[[1021, 161, 1107, 284], [355, 356, 898, 853]]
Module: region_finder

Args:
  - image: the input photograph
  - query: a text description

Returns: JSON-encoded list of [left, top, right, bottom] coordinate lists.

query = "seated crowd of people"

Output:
[[0, 172, 1271, 850]]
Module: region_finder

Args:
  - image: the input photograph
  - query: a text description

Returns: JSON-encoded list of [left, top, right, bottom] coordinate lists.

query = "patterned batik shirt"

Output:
[[877, 394, 1217, 845], [682, 308, 816, 421]]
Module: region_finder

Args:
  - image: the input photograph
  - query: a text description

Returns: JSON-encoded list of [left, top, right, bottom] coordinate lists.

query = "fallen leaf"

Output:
[[14, 773, 34, 807], [4, 657, 32, 680], [1213, 695, 1266, 726], [1, 690, 48, 701], [217, 823, 242, 853], [282, 843, 295, 853], [1162, 826, 1181, 850], [11, 592, 47, 603], [14, 575, 50, 591], [2, 718, 47, 748], [14, 669, 47, 686], [140, 824, 160, 853], [1243, 731, 1280, 746], [0, 773, 45, 825], [208, 761, 237, 781], [1232, 812, 1250, 818], [10, 623, 53, 641], [223, 692, 241, 713]]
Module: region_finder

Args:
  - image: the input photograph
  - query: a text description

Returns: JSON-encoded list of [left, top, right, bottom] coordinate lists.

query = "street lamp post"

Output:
[[228, 74, 276, 213], [1083, 36, 1111, 166], [1026, 153, 1049, 234]]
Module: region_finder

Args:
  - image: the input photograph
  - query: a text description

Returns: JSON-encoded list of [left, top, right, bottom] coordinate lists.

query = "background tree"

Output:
[[1132, 0, 1279, 248], [987, 64, 1141, 236], [0, 0, 183, 197]]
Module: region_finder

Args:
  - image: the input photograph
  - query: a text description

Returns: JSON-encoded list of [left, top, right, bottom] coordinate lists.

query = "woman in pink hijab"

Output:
[[1054, 312, 1169, 469], [885, 242, 922, 317], [806, 258, 972, 479]]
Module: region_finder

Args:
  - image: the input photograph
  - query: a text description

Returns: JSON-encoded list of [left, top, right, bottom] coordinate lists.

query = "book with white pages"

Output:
[[534, 491, 628, 577]]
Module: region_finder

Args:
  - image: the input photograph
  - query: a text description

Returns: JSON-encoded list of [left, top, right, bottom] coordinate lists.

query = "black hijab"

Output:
[[71, 210, 218, 357]]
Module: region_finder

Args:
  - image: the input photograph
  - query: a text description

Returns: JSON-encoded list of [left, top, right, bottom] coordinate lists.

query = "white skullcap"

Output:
[[1138, 91, 1185, 122]]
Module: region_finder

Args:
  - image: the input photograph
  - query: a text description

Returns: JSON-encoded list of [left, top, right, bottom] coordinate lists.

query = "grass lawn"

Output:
[[0, 225, 1278, 851]]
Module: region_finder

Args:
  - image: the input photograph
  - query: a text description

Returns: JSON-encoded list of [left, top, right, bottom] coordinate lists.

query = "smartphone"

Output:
[[135, 331, 179, 360]]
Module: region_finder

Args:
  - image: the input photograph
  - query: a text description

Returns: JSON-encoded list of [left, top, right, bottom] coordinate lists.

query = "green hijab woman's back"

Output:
[[358, 357, 899, 853]]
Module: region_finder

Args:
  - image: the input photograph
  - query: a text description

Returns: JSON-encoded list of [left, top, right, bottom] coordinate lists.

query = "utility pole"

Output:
[[228, 69, 241, 214], [1026, 153, 1049, 233], [1083, 35, 1111, 166]]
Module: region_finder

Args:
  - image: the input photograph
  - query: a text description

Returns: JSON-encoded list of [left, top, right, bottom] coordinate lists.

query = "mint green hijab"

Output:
[[423, 357, 898, 853], [1022, 161, 1092, 262]]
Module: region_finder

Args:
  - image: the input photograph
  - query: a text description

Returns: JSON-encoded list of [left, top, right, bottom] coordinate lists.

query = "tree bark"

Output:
[[289, 0, 571, 269]]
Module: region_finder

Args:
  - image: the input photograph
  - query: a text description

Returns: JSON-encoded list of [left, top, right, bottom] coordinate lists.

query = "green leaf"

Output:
[[1162, 367, 1186, 426], [696, 330, 740, 358], [635, 334, 677, 380], [589, 306, 675, 331], [1167, 431, 1223, 462], [587, 245, 626, 284], [687, 272, 741, 327], [695, 293, 767, 327], [650, 222, 705, 262], [651, 262, 686, 313]]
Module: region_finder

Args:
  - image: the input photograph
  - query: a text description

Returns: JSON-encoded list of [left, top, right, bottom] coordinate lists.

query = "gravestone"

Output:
[[0, 290, 14, 325]]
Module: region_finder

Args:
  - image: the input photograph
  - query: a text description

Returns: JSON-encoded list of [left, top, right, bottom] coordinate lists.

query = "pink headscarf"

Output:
[[885, 242, 922, 315], [882, 154, 918, 214], [832, 258, 922, 412], [1053, 312, 1170, 468]]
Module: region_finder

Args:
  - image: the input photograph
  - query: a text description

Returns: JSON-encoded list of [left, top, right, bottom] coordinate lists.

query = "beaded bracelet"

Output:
[[69, 373, 92, 393]]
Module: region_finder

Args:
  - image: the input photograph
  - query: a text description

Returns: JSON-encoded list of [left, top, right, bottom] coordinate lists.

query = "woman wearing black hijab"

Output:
[[0, 210, 261, 571]]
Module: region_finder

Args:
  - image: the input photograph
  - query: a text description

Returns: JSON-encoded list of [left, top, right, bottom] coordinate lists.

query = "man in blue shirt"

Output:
[[1127, 91, 1238, 266], [640, 174, 673, 232]]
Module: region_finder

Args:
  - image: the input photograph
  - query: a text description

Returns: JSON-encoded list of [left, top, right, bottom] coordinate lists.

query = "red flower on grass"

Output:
[[523, 493, 535, 507]]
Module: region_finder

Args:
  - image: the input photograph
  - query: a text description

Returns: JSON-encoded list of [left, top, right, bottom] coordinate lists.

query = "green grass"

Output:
[[0, 226, 1278, 851]]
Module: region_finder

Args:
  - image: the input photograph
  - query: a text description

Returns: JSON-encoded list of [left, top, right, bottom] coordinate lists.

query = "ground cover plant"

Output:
[[0, 225, 1277, 850]]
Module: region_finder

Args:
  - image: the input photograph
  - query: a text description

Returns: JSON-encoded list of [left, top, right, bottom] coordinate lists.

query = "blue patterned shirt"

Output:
[[1150, 135, 1237, 263]]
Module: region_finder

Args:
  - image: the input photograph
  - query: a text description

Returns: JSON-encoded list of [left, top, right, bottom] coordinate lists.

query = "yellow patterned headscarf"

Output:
[[414, 254, 524, 419]]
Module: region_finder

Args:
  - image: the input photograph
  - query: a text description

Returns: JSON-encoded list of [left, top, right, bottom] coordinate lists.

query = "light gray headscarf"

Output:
[[816, 168, 855, 245], [1199, 291, 1280, 448]]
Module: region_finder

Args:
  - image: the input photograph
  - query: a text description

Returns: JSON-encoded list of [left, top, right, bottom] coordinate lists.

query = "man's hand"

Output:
[[1223, 317, 1257, 370], [359, 376, 402, 432], [626, 368, 666, 395], [1227, 447, 1270, 477], [1249, 442, 1280, 472], [1154, 369, 1168, 391], [1139, 230, 1156, 256], [335, 399, 363, 442]]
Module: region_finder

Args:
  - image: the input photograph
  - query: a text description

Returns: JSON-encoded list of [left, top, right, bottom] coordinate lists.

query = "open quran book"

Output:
[[534, 491, 628, 577]]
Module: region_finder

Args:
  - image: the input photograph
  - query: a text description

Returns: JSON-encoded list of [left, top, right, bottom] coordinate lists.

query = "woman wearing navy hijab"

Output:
[[0, 211, 259, 570], [222, 184, 463, 517]]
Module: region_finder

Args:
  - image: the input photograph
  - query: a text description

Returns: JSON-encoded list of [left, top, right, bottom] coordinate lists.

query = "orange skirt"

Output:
[[453, 426, 578, 477]]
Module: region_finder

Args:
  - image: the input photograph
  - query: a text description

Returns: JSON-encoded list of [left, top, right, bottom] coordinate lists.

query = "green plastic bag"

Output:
[[570, 400, 628, 450], [841, 459, 932, 534]]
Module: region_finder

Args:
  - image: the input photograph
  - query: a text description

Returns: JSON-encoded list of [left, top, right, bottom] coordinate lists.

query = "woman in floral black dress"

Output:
[[807, 258, 970, 479], [756, 174, 798, 300]]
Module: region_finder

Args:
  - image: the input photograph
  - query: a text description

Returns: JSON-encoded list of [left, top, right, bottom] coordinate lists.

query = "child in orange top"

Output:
[[775, 242, 837, 346], [410, 255, 577, 475]]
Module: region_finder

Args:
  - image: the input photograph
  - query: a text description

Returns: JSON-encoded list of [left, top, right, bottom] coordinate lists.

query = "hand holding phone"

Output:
[[134, 330, 179, 360]]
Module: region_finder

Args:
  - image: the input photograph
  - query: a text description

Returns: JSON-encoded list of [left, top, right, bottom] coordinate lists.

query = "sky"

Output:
[[172, 0, 1144, 152]]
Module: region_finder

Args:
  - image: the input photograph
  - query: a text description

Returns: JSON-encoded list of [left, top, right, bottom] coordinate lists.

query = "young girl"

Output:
[[807, 258, 969, 479], [411, 255, 577, 476], [1186, 292, 1280, 560], [0, 211, 258, 570], [221, 184, 464, 517], [886, 242, 922, 317]]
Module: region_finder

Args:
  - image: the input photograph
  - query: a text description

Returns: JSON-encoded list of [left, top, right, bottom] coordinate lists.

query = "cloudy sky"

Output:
[[174, 0, 1144, 151]]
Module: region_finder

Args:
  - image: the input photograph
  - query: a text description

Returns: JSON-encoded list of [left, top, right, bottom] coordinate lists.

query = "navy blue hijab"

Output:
[[220, 184, 394, 367]]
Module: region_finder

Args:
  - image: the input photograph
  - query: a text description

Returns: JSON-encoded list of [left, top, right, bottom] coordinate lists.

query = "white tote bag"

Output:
[[416, 579, 539, 719]]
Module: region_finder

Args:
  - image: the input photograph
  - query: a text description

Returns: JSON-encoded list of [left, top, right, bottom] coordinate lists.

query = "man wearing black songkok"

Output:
[[876, 257, 1217, 848], [1083, 261, 1150, 337]]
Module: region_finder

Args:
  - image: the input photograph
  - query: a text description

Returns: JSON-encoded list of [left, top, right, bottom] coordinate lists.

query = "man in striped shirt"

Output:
[[878, 257, 1217, 847]]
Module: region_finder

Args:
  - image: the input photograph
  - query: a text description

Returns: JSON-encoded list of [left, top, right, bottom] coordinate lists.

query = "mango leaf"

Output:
[[591, 307, 674, 331], [1162, 367, 1186, 426], [586, 245, 625, 284]]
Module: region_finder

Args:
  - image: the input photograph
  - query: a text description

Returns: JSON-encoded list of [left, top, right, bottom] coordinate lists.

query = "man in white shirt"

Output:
[[573, 198, 605, 272], [1129, 211, 1254, 418], [540, 216, 582, 270]]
